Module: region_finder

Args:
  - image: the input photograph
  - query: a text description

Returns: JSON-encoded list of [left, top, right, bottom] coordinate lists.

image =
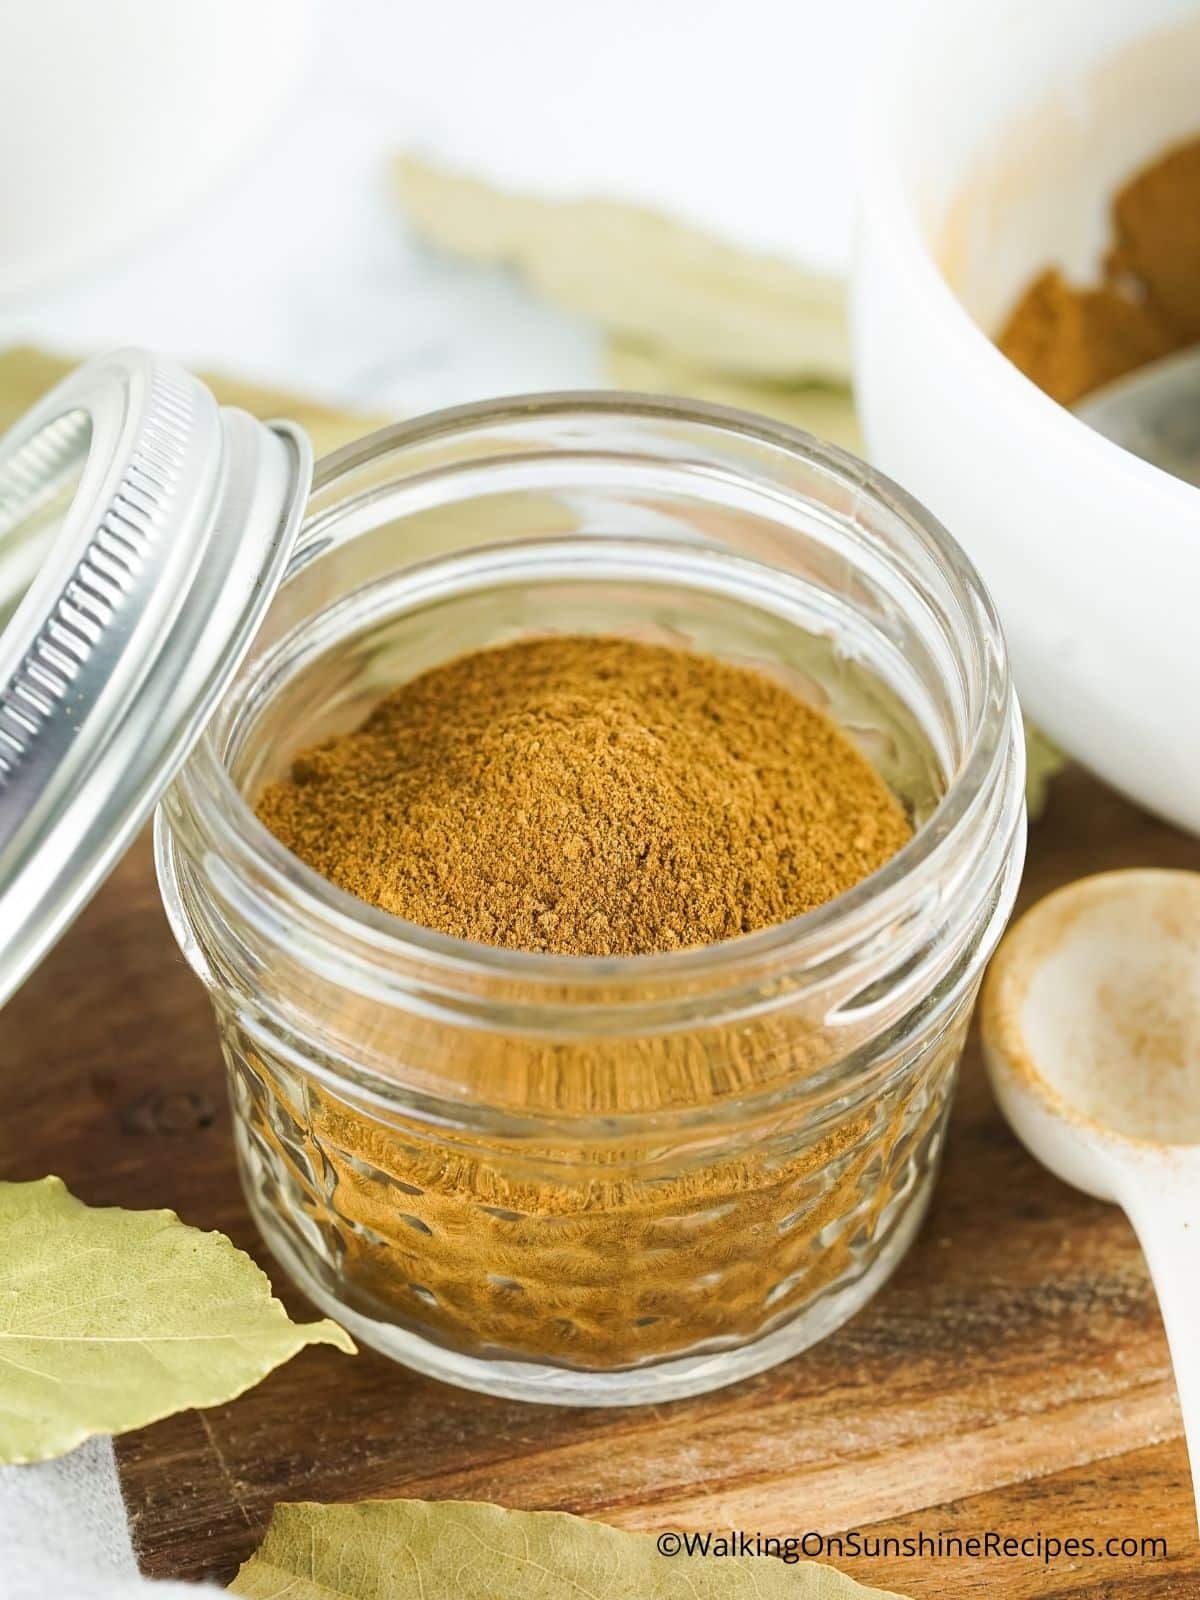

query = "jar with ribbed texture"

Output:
[[156, 395, 1026, 1405]]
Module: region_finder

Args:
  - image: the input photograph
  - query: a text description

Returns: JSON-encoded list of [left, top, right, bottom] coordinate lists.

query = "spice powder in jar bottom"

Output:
[[249, 635, 944, 1367]]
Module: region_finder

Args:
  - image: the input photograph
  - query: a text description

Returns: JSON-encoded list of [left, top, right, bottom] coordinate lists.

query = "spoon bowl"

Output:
[[1076, 347, 1200, 488], [983, 869, 1200, 1528]]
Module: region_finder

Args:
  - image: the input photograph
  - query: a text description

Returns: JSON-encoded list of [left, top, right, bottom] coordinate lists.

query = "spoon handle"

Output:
[[1124, 1184, 1200, 1534]]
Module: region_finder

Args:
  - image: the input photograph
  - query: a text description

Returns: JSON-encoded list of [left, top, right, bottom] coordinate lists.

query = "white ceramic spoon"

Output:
[[1076, 346, 1200, 488], [982, 869, 1200, 1529]]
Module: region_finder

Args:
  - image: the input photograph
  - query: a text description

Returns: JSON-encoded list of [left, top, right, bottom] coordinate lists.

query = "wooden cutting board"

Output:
[[3, 767, 1198, 1597]]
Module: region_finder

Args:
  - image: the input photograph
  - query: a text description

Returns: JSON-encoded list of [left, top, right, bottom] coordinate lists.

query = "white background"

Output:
[[0, 0, 873, 415]]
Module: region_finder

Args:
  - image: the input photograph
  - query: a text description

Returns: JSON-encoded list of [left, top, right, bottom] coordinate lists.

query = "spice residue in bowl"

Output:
[[257, 634, 912, 956], [999, 134, 1200, 404]]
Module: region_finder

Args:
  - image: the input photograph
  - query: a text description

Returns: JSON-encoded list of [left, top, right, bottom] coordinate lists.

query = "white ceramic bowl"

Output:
[[853, 0, 1200, 834]]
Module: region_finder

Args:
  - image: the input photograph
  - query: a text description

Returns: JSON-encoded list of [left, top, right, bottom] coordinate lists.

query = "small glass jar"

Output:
[[156, 395, 1025, 1405]]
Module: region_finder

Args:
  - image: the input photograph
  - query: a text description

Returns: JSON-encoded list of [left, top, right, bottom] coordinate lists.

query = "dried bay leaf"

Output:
[[230, 1500, 911, 1599], [0, 1176, 354, 1464], [395, 158, 851, 383]]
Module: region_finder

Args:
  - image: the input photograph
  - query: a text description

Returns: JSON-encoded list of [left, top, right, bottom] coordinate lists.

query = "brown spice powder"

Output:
[[242, 1003, 966, 1366], [257, 635, 912, 957], [998, 134, 1200, 405]]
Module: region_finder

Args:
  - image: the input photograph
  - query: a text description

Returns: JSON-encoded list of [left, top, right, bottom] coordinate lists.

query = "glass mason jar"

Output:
[[155, 395, 1026, 1405]]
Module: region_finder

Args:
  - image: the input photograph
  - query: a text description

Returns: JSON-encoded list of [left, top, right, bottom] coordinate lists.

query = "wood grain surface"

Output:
[[3, 766, 1198, 1597]]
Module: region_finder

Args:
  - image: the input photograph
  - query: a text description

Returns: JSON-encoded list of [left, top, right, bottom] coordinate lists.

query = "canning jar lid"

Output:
[[0, 348, 312, 1006]]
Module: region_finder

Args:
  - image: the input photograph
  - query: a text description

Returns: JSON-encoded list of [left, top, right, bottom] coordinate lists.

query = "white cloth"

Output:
[[0, 1439, 216, 1599]]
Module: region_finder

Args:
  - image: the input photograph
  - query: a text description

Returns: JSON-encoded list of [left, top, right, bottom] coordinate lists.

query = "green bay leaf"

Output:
[[0, 1176, 354, 1464], [230, 1500, 910, 1599]]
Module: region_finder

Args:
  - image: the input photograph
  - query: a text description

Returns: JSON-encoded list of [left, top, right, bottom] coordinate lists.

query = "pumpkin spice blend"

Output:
[[256, 634, 912, 956], [998, 134, 1200, 405], [249, 635, 934, 1367]]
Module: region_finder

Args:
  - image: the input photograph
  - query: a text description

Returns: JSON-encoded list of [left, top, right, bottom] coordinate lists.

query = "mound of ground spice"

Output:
[[998, 134, 1200, 405], [257, 635, 911, 956]]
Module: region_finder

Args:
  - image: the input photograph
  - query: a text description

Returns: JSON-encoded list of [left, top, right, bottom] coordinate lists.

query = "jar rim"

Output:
[[169, 390, 1023, 996]]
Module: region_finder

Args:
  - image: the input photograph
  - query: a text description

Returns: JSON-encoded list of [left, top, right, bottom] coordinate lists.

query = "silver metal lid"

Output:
[[0, 349, 312, 1006]]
